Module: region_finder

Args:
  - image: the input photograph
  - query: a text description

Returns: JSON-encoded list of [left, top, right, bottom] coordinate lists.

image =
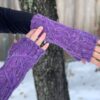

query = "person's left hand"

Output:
[[90, 40, 100, 67], [82, 40, 100, 67]]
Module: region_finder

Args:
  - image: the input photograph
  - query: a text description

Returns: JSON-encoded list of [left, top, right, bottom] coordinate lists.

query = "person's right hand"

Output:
[[26, 26, 49, 51], [0, 27, 49, 100]]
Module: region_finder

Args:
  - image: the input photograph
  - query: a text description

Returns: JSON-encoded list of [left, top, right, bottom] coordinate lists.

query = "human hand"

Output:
[[26, 26, 49, 51], [82, 40, 100, 67], [90, 40, 100, 67]]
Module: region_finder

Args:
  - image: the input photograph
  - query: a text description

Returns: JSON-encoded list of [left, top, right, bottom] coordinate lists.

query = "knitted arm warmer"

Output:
[[0, 37, 45, 100], [30, 14, 98, 62]]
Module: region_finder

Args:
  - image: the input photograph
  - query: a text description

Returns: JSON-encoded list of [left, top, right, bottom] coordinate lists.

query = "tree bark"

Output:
[[19, 0, 70, 100]]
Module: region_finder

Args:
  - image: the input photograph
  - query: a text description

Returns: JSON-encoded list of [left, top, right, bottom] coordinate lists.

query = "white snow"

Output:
[[0, 62, 37, 100], [0, 61, 100, 100], [9, 70, 37, 100], [67, 61, 100, 100]]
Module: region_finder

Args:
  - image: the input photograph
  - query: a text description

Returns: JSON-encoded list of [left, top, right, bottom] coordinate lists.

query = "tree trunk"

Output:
[[19, 0, 70, 100]]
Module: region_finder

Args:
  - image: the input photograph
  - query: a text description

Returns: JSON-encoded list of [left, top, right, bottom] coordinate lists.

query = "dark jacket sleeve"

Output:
[[0, 7, 33, 34]]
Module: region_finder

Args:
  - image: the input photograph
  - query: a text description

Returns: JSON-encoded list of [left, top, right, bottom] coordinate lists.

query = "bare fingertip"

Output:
[[38, 26, 43, 30], [46, 43, 50, 47], [42, 43, 49, 51], [97, 40, 100, 44]]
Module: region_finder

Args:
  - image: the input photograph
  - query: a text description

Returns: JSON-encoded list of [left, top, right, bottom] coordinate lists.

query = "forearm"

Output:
[[0, 57, 32, 100], [0, 37, 45, 100], [31, 14, 98, 61], [0, 7, 33, 33]]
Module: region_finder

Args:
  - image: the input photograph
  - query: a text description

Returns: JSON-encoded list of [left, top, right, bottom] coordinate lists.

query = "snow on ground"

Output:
[[0, 62, 37, 100], [67, 61, 100, 100], [0, 61, 100, 100], [9, 70, 37, 100]]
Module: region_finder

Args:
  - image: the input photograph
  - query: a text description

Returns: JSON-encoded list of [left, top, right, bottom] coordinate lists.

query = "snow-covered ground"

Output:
[[67, 61, 100, 100], [0, 62, 37, 100], [0, 61, 100, 100]]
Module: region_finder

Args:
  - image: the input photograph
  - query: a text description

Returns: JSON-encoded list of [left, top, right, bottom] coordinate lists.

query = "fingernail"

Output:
[[43, 32, 46, 35], [39, 26, 43, 30], [47, 43, 49, 46], [46, 43, 50, 48]]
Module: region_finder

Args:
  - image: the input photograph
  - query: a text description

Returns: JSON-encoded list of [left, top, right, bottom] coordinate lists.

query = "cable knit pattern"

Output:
[[0, 37, 45, 100], [31, 14, 98, 61]]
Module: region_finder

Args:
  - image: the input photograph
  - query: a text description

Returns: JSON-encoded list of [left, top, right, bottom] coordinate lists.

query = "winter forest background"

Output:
[[0, 0, 100, 100]]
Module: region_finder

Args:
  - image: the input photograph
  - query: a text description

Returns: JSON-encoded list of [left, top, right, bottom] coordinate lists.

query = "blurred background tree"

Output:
[[19, 0, 70, 100]]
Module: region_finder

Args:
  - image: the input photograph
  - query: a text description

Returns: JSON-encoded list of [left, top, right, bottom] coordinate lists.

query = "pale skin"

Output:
[[18, 26, 100, 67], [82, 40, 100, 67], [26, 26, 49, 51], [91, 42, 100, 67]]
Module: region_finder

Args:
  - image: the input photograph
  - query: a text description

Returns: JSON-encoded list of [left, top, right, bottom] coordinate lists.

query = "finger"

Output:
[[36, 32, 46, 46], [90, 57, 100, 67], [97, 40, 100, 45], [94, 46, 100, 53], [26, 29, 36, 38], [95, 46, 100, 53], [41, 43, 49, 51], [81, 59, 86, 64], [31, 26, 43, 41], [93, 51, 100, 60]]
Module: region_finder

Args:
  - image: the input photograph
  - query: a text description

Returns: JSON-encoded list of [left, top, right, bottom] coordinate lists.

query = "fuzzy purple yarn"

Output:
[[0, 37, 45, 100], [31, 14, 98, 61]]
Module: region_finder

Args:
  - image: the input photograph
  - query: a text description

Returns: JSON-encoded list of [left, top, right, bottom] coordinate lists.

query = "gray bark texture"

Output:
[[19, 0, 70, 100]]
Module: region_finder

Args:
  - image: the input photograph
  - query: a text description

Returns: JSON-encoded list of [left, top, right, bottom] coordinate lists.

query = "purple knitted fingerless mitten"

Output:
[[31, 14, 98, 62], [0, 37, 45, 100]]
